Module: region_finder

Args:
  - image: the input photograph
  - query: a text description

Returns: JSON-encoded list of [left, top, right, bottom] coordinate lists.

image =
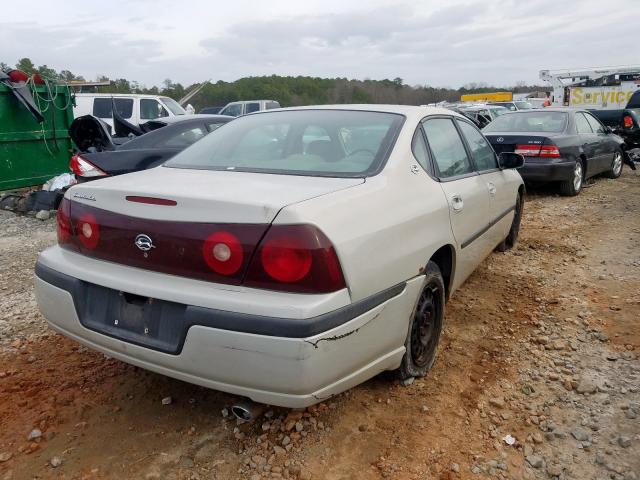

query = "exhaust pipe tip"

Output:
[[230, 399, 265, 422]]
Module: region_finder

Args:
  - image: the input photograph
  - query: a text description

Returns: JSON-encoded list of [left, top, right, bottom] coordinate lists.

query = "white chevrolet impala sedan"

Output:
[[35, 105, 524, 409]]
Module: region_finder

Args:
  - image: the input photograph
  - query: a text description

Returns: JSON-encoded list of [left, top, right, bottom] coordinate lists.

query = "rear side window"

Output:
[[266, 101, 281, 110], [575, 113, 593, 134], [246, 102, 261, 113], [411, 128, 431, 173], [457, 120, 498, 171], [584, 113, 605, 134], [93, 98, 133, 119], [423, 118, 474, 178]]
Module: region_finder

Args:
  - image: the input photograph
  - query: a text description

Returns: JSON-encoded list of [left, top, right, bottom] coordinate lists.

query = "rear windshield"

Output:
[[483, 112, 568, 133], [161, 97, 186, 115], [165, 110, 404, 177], [514, 101, 533, 110]]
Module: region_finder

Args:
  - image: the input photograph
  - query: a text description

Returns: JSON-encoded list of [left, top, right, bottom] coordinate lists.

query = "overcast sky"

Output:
[[1, 0, 638, 88]]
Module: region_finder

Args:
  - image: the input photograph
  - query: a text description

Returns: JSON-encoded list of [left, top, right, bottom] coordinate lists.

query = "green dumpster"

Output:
[[0, 83, 74, 191]]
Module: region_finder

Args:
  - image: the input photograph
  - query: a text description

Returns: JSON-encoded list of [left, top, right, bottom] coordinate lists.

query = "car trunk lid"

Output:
[[61, 167, 363, 285], [484, 133, 560, 154]]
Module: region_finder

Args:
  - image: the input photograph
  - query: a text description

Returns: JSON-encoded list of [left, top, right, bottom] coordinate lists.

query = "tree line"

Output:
[[2, 57, 548, 110]]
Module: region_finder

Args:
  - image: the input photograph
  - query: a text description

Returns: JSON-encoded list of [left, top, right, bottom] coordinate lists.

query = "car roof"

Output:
[[500, 108, 575, 114], [257, 104, 462, 119], [151, 114, 232, 125]]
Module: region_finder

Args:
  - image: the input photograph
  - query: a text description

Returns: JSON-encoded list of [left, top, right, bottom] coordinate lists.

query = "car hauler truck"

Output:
[[540, 66, 640, 110]]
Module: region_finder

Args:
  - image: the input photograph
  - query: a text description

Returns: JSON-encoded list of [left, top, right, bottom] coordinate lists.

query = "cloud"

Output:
[[1, 0, 639, 87]]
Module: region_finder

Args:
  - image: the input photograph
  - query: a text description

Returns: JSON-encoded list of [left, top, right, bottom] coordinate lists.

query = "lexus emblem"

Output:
[[134, 234, 155, 252], [497, 137, 504, 143]]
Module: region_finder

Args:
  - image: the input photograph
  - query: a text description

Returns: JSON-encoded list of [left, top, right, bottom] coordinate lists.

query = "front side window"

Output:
[[92, 98, 134, 119], [165, 110, 404, 177], [457, 120, 498, 171], [221, 104, 242, 117], [584, 113, 605, 134], [423, 118, 474, 178], [575, 113, 593, 134], [140, 99, 169, 120]]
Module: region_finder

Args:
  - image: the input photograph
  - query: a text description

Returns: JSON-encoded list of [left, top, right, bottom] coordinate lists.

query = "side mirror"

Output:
[[498, 152, 525, 169], [604, 126, 614, 134]]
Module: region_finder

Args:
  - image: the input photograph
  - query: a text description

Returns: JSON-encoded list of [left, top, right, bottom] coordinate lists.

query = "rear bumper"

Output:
[[518, 158, 575, 182], [34, 258, 422, 408]]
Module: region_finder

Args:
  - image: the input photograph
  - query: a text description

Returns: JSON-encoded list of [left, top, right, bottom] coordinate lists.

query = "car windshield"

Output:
[[483, 112, 568, 133], [165, 110, 404, 177], [161, 97, 186, 115], [514, 101, 533, 110]]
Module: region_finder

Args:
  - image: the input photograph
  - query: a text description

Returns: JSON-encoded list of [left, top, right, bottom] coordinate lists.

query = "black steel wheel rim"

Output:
[[410, 283, 441, 367]]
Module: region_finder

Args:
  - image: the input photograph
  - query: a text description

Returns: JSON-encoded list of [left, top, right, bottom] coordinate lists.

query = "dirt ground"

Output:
[[1, 169, 639, 480]]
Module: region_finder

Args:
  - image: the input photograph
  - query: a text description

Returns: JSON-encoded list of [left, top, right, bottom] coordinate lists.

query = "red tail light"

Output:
[[539, 145, 561, 157], [245, 225, 346, 293], [76, 213, 100, 249], [623, 115, 633, 129], [514, 144, 541, 156], [70, 154, 107, 178], [515, 144, 560, 158], [56, 197, 72, 244]]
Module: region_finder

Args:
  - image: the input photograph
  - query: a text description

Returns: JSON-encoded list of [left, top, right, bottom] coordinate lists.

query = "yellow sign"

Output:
[[460, 92, 513, 102], [570, 87, 636, 108]]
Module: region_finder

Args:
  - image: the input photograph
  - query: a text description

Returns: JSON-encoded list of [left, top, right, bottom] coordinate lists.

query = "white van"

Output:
[[219, 100, 281, 117], [73, 94, 187, 130]]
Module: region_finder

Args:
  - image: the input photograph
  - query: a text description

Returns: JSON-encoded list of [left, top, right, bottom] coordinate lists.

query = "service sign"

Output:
[[569, 85, 639, 109]]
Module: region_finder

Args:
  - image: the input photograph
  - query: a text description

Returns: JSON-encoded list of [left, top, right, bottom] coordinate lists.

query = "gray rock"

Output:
[[451, 463, 460, 473], [27, 428, 42, 440], [161, 396, 172, 405], [547, 464, 562, 476], [401, 376, 415, 386], [0, 452, 12, 462], [526, 455, 544, 469], [35, 210, 50, 221], [618, 436, 631, 448], [571, 428, 590, 442], [471, 465, 482, 474], [576, 376, 598, 394], [178, 456, 194, 468], [489, 397, 505, 409], [50, 456, 63, 468]]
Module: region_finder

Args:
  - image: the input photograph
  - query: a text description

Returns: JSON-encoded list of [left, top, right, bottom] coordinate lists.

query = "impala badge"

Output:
[[135, 234, 155, 252]]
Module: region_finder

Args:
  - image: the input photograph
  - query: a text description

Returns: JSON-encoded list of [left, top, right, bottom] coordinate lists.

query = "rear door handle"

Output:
[[487, 182, 497, 195], [451, 194, 464, 212]]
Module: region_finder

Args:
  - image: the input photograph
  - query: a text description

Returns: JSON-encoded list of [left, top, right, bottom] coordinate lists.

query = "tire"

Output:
[[496, 191, 523, 252], [604, 149, 624, 179], [399, 261, 445, 380], [559, 158, 584, 196]]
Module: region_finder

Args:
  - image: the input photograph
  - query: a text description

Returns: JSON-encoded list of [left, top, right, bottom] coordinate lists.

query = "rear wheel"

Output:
[[399, 261, 445, 380], [604, 149, 624, 179], [559, 159, 583, 196], [496, 191, 523, 252]]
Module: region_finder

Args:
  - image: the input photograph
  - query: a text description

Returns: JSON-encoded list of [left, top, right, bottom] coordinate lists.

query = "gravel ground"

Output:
[[0, 170, 638, 480]]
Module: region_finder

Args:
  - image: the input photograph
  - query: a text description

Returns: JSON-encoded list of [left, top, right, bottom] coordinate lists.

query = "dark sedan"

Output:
[[483, 109, 625, 196], [69, 115, 232, 182]]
